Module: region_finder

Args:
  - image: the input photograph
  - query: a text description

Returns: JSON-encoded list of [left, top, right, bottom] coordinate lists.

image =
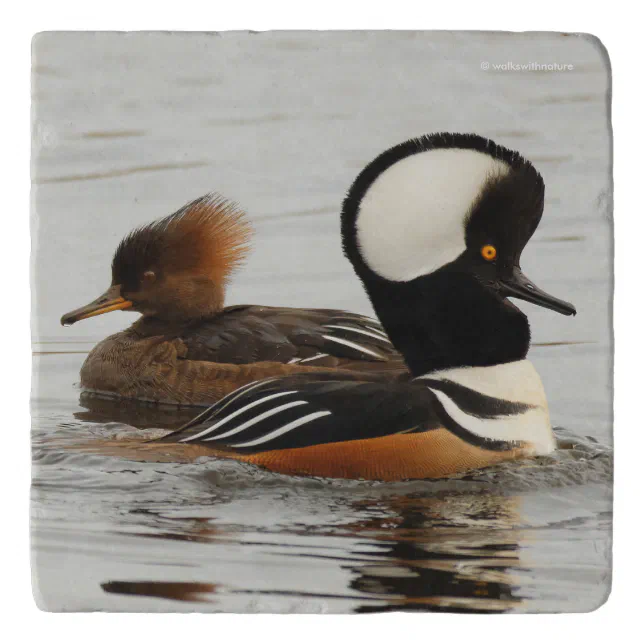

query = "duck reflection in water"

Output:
[[345, 493, 522, 613], [74, 392, 199, 432], [100, 488, 524, 613]]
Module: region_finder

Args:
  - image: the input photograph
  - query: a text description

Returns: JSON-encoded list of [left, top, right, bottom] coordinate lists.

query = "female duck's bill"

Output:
[[61, 284, 132, 326], [157, 132, 577, 480]]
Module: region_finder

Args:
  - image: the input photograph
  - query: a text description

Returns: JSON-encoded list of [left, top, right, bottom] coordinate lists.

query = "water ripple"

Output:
[[34, 161, 209, 184]]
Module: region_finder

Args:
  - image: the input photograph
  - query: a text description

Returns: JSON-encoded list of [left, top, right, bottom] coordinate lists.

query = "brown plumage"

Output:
[[71, 430, 527, 481], [61, 194, 407, 406], [198, 430, 528, 481]]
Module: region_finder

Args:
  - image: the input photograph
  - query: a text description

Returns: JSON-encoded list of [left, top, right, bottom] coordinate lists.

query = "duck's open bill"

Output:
[[500, 267, 576, 316], [60, 284, 132, 326]]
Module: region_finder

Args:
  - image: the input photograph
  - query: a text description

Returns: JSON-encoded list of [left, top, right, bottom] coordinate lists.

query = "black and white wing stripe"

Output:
[[283, 311, 398, 364], [310, 315, 394, 362], [158, 374, 440, 453], [159, 371, 537, 454], [182, 306, 403, 369]]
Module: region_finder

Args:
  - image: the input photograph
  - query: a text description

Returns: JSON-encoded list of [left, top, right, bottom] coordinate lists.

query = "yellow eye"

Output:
[[481, 245, 497, 261]]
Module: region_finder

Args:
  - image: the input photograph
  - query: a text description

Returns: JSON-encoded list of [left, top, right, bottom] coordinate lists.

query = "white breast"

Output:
[[417, 360, 555, 455]]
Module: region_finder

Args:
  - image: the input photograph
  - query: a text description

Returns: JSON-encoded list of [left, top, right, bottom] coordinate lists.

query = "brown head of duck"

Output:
[[61, 193, 253, 329]]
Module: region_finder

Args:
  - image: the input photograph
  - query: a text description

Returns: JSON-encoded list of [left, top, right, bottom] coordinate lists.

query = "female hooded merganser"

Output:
[[157, 132, 576, 480], [61, 194, 404, 406]]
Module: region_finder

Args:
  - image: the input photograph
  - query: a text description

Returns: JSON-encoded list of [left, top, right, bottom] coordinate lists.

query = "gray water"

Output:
[[31, 31, 612, 612]]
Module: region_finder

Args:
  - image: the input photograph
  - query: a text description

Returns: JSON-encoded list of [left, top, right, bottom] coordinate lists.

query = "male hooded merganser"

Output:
[[158, 133, 576, 480], [60, 194, 405, 406]]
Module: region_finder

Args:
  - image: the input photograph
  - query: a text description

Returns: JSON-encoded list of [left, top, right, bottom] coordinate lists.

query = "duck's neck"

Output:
[[131, 277, 227, 336], [131, 307, 225, 338], [365, 272, 531, 377]]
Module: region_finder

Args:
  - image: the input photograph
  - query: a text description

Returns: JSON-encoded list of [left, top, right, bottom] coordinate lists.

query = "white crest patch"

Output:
[[356, 148, 509, 282]]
